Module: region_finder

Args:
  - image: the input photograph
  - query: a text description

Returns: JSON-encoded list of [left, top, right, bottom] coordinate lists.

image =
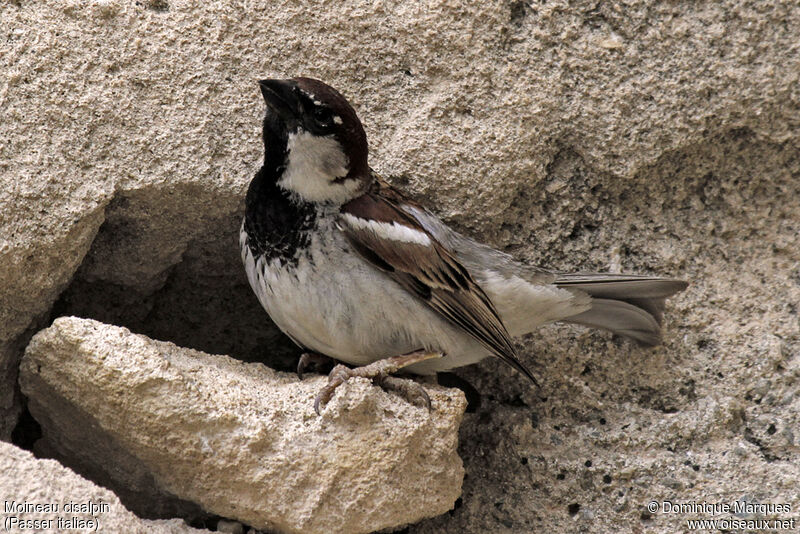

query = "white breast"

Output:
[[239, 215, 487, 373]]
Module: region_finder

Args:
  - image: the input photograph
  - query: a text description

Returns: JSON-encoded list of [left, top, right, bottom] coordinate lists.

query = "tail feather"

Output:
[[556, 274, 687, 346]]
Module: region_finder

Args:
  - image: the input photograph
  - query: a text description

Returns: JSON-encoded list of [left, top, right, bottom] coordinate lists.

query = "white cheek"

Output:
[[279, 130, 361, 203]]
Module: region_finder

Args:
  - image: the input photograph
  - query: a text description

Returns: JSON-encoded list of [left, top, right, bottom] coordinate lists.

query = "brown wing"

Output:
[[339, 181, 536, 383]]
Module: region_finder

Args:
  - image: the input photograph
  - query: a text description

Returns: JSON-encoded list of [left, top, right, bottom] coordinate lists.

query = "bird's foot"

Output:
[[379, 375, 432, 410], [313, 350, 443, 414], [297, 352, 334, 379]]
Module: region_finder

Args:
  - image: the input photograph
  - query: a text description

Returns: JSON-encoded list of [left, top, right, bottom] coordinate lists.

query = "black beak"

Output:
[[258, 79, 300, 124]]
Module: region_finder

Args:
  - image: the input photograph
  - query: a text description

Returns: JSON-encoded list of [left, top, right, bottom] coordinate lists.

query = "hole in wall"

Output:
[[48, 183, 300, 372]]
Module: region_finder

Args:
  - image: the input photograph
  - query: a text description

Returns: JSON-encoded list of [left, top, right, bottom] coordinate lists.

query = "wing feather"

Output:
[[340, 184, 536, 383]]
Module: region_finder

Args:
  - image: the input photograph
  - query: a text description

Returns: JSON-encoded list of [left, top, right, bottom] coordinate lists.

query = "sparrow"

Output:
[[240, 77, 688, 413]]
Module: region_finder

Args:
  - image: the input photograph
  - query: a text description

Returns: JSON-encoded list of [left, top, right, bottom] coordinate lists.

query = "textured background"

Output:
[[2, 0, 799, 532]]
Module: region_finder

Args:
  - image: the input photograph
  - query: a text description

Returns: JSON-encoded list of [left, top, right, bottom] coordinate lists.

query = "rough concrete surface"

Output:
[[1, 0, 799, 532], [0, 440, 204, 533], [19, 317, 466, 534]]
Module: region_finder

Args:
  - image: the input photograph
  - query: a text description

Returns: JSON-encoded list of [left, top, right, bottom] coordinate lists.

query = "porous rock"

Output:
[[2, 0, 798, 434], [408, 129, 800, 533], [1, 0, 799, 532], [0, 440, 203, 534], [19, 317, 466, 534]]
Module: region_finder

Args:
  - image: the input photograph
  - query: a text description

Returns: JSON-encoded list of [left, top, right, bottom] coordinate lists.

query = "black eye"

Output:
[[313, 106, 332, 124]]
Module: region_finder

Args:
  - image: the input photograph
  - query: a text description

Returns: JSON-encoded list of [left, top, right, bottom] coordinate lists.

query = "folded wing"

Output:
[[339, 184, 537, 383]]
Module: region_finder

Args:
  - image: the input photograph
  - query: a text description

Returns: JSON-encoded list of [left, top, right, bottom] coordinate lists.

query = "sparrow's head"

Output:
[[259, 77, 369, 205]]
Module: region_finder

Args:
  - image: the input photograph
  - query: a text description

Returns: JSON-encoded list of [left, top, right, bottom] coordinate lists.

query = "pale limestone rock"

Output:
[[19, 317, 466, 534], [3, 0, 799, 437], [0, 198, 109, 438], [0, 440, 203, 534], [1, 0, 798, 532]]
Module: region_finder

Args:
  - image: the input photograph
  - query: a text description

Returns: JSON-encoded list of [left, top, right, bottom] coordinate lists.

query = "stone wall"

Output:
[[1, 1, 798, 532]]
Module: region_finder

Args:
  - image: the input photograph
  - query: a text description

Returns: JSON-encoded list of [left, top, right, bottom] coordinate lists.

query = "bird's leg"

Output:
[[296, 352, 334, 379], [314, 350, 443, 414]]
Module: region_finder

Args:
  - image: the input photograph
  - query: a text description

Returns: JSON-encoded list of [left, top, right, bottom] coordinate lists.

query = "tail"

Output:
[[555, 274, 688, 346]]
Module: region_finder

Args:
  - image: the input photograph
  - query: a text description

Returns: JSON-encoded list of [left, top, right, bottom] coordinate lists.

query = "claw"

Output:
[[380, 376, 432, 410], [421, 388, 431, 410], [297, 352, 333, 380], [314, 364, 350, 414], [312, 351, 443, 414], [297, 354, 312, 380]]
